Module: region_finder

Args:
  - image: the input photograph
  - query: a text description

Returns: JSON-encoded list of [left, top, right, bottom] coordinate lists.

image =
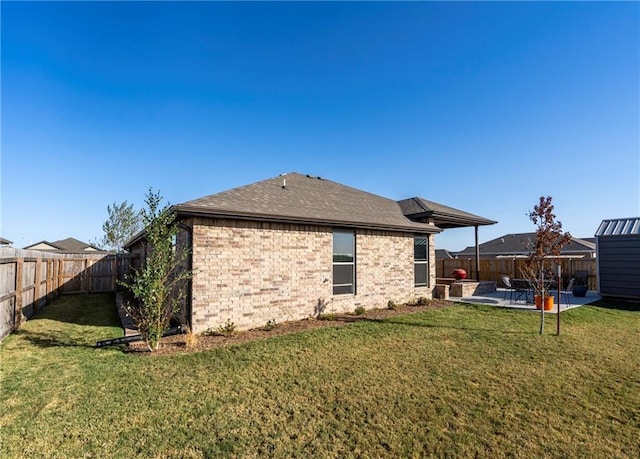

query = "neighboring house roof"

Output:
[[595, 218, 640, 237], [398, 197, 496, 229], [455, 232, 596, 258], [436, 249, 456, 259], [24, 237, 104, 253], [0, 237, 12, 245], [175, 172, 442, 233]]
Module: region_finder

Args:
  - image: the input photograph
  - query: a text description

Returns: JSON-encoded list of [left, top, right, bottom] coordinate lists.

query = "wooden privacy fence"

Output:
[[0, 248, 134, 341], [437, 258, 597, 290]]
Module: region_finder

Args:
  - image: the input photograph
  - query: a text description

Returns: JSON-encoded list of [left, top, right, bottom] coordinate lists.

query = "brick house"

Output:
[[126, 173, 494, 333]]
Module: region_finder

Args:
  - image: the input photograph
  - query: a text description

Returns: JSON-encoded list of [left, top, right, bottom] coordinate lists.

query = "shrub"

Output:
[[121, 189, 193, 351], [318, 313, 338, 321], [182, 326, 198, 350], [263, 319, 278, 331], [387, 300, 398, 310], [217, 320, 236, 336], [205, 320, 237, 337], [417, 297, 429, 305], [354, 306, 366, 315]]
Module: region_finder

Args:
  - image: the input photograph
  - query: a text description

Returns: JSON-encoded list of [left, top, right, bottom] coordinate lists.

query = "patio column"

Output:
[[475, 225, 480, 280]]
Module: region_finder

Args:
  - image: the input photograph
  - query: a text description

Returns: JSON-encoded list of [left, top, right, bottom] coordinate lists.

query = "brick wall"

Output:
[[189, 217, 436, 333]]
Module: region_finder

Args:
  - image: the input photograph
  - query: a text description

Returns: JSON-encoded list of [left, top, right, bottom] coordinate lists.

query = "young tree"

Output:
[[123, 189, 192, 351], [524, 196, 572, 334], [99, 201, 142, 253]]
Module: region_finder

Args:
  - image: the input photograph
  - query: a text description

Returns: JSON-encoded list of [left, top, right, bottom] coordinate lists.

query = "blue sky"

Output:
[[2, 1, 638, 251]]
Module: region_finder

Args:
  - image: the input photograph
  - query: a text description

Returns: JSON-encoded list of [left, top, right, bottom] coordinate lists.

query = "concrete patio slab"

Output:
[[449, 288, 601, 313]]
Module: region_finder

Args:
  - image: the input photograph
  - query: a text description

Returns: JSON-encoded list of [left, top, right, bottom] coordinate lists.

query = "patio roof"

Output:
[[398, 197, 496, 229]]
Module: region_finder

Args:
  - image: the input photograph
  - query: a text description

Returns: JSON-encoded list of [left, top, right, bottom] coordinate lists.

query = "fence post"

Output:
[[56, 259, 63, 292], [33, 258, 42, 313], [14, 258, 23, 330], [112, 255, 117, 291], [46, 260, 53, 300], [85, 258, 91, 294]]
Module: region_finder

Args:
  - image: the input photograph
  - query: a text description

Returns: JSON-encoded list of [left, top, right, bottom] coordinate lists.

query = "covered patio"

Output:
[[398, 197, 496, 281], [449, 288, 601, 313]]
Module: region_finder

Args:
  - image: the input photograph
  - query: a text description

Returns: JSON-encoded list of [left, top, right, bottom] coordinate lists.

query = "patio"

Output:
[[449, 288, 601, 313]]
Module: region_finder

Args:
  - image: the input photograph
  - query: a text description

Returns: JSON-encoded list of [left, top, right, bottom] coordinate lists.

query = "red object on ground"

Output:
[[452, 269, 467, 280]]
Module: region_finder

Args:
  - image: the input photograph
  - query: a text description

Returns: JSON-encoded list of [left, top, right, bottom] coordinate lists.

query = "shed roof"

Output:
[[176, 172, 441, 233], [595, 218, 640, 237]]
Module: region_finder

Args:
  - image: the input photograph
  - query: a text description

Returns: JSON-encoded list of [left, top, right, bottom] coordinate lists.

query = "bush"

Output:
[[262, 319, 278, 331], [318, 313, 338, 321], [182, 326, 198, 350], [121, 189, 192, 351], [387, 300, 398, 310], [205, 320, 237, 337], [354, 306, 366, 315], [417, 297, 429, 305]]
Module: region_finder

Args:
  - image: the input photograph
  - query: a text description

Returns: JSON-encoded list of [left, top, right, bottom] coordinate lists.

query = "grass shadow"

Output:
[[11, 293, 123, 350], [13, 329, 98, 349], [589, 299, 640, 312], [28, 293, 120, 328]]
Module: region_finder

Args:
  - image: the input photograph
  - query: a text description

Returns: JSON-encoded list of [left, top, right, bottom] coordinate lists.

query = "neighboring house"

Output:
[[0, 237, 13, 247], [126, 172, 495, 333], [455, 232, 596, 259], [23, 237, 105, 254], [436, 249, 456, 259]]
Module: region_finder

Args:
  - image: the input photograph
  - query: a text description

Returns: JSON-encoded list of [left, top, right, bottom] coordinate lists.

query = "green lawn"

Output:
[[1, 294, 639, 458]]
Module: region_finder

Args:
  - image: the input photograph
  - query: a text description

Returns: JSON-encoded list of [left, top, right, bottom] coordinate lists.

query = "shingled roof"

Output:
[[398, 197, 496, 229], [175, 173, 440, 233], [23, 237, 104, 253], [455, 232, 596, 258]]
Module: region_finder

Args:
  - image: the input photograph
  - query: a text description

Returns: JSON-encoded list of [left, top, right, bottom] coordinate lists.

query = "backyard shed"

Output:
[[595, 217, 640, 300]]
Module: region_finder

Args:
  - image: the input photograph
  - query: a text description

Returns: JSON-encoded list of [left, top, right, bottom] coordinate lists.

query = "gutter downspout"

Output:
[[474, 225, 480, 281], [176, 220, 194, 331]]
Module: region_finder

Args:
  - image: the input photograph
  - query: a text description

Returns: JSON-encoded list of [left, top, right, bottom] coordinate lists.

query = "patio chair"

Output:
[[511, 278, 532, 303], [501, 275, 514, 302], [560, 278, 575, 308]]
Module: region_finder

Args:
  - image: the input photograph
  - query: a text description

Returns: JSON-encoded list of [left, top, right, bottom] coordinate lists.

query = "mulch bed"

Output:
[[127, 299, 453, 356]]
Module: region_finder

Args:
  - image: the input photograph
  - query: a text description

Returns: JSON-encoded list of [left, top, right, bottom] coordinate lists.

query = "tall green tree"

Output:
[[99, 201, 142, 253], [123, 189, 192, 351]]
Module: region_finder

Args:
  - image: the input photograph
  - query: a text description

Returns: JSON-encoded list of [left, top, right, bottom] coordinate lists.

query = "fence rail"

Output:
[[0, 248, 134, 341], [437, 258, 597, 290]]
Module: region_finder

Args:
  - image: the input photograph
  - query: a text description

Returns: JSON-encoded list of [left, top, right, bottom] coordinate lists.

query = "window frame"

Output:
[[414, 235, 429, 287], [332, 229, 356, 295]]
